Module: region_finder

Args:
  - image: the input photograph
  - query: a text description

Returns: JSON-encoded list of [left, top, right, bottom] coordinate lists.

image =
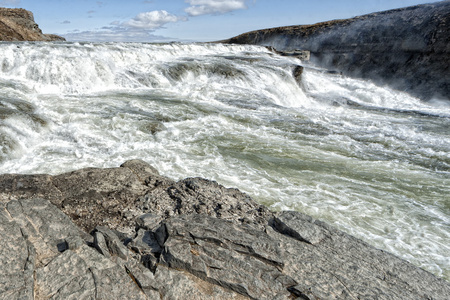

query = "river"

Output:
[[0, 42, 449, 280]]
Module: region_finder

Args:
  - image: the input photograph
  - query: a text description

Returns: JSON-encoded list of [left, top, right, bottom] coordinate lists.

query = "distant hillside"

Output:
[[0, 7, 65, 41], [222, 1, 450, 100]]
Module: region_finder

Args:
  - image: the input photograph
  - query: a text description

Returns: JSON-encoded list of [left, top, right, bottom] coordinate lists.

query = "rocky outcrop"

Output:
[[222, 1, 450, 101], [1, 160, 449, 299], [0, 8, 65, 41]]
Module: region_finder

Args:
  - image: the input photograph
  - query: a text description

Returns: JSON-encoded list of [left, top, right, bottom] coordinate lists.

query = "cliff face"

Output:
[[223, 1, 450, 100], [0, 8, 65, 41]]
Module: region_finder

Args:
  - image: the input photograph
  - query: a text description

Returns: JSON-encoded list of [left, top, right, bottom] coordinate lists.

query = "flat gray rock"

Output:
[[157, 214, 292, 299], [272, 210, 327, 244]]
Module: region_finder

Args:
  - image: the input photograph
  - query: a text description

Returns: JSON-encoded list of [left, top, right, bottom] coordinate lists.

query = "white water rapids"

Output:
[[0, 42, 449, 280]]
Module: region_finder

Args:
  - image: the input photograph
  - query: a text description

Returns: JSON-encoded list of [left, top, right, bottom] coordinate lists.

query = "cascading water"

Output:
[[1, 42, 449, 280]]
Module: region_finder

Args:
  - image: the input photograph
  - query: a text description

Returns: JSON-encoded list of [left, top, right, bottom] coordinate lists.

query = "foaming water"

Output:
[[1, 42, 449, 280]]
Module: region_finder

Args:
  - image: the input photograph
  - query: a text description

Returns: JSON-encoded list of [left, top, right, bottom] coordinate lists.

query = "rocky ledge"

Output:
[[0, 8, 65, 41], [222, 1, 450, 101], [0, 160, 449, 299]]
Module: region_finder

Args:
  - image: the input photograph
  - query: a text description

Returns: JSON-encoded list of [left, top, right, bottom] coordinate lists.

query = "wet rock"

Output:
[[0, 173, 63, 203], [292, 65, 304, 84], [273, 48, 311, 61], [0, 159, 269, 233]]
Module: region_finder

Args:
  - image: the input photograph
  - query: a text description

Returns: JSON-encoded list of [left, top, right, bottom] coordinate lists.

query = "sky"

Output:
[[0, 0, 445, 42]]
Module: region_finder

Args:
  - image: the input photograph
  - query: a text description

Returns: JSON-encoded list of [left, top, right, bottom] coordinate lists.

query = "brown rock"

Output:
[[0, 8, 65, 41]]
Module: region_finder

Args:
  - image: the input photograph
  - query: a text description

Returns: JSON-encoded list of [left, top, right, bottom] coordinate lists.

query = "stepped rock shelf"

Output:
[[0, 160, 448, 299]]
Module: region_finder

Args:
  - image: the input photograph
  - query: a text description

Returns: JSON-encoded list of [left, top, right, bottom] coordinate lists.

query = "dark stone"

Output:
[[56, 240, 69, 252], [293, 65, 304, 84], [135, 213, 164, 231]]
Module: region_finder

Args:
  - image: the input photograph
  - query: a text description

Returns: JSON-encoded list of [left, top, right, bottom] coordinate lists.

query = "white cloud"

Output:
[[62, 10, 188, 43], [185, 0, 247, 16], [124, 10, 185, 30], [63, 28, 176, 43]]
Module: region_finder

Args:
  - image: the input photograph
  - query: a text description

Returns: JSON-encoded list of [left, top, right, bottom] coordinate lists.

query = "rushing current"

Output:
[[1, 42, 449, 280]]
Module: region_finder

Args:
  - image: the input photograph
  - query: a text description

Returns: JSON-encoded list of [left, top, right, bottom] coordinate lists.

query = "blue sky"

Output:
[[0, 0, 444, 42]]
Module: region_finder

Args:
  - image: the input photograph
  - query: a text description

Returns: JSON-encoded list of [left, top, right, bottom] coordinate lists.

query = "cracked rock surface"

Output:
[[1, 160, 449, 299]]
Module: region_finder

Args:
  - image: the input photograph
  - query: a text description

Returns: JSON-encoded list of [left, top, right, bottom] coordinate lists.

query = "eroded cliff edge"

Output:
[[0, 8, 65, 41], [222, 1, 450, 101], [1, 160, 449, 299]]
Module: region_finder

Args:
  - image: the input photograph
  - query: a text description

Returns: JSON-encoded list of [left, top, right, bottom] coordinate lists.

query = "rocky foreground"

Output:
[[0, 160, 449, 299], [0, 8, 65, 41], [223, 1, 450, 101]]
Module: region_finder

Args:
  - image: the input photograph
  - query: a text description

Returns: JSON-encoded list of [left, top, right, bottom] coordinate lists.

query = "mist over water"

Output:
[[1, 42, 449, 280]]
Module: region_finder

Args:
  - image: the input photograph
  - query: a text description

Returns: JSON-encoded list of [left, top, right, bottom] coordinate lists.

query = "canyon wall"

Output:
[[223, 1, 450, 100]]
